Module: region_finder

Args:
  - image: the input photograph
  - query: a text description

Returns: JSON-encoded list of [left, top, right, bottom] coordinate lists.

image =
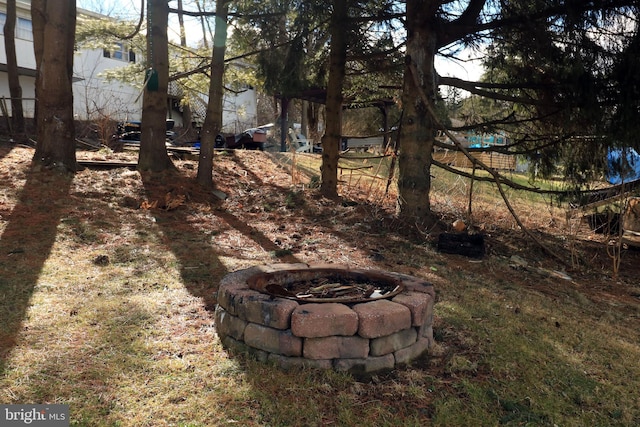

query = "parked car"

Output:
[[113, 119, 176, 144]]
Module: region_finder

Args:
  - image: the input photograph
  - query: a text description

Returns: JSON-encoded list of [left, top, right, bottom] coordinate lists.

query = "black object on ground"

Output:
[[437, 232, 485, 258]]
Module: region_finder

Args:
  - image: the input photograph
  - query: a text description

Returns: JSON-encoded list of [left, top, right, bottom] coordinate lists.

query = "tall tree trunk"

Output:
[[177, 0, 187, 46], [320, 0, 348, 199], [396, 0, 439, 226], [197, 0, 228, 188], [139, 0, 173, 172], [31, 0, 77, 172], [31, 0, 43, 128], [279, 97, 288, 152], [301, 100, 309, 138], [176, 0, 194, 139], [195, 0, 210, 49], [308, 103, 320, 143], [4, 0, 25, 134]]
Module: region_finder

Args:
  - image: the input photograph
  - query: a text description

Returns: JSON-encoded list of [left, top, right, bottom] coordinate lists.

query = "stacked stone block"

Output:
[[215, 263, 435, 375]]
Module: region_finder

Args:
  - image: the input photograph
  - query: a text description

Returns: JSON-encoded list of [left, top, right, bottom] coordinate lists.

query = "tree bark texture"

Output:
[[4, 0, 25, 134], [31, 0, 77, 172], [139, 0, 173, 172], [320, 0, 348, 199], [197, 0, 228, 188], [396, 0, 440, 226]]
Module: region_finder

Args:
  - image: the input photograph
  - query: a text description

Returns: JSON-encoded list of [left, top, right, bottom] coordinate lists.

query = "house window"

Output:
[[103, 42, 136, 63], [113, 42, 125, 60], [0, 13, 33, 41], [16, 17, 33, 41]]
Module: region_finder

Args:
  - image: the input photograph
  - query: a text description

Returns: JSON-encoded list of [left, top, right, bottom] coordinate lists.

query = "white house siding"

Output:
[[0, 74, 35, 117], [0, 32, 35, 68], [0, 1, 36, 118], [72, 48, 143, 122], [222, 85, 258, 134], [0, 2, 258, 130]]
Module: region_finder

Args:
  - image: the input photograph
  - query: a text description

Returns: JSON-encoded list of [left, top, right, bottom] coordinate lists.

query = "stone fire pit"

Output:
[[215, 263, 435, 375]]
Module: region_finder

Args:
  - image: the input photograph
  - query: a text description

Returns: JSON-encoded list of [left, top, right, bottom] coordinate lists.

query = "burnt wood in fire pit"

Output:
[[247, 267, 404, 303]]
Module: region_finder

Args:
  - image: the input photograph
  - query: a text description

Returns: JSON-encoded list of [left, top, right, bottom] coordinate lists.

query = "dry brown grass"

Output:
[[1, 143, 639, 426]]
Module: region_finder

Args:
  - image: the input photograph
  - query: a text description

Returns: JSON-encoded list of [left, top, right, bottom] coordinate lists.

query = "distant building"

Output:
[[0, 0, 38, 120], [0, 0, 256, 132]]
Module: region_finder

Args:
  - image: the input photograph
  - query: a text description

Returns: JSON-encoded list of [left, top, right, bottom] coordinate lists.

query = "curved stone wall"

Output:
[[215, 263, 435, 375]]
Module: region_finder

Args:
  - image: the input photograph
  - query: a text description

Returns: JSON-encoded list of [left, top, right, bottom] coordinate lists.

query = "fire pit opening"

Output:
[[247, 268, 405, 303], [215, 263, 435, 375]]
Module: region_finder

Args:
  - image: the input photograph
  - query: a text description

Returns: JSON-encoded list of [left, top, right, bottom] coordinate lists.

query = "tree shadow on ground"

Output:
[[139, 170, 299, 312], [228, 150, 409, 267], [0, 169, 72, 374], [0, 142, 14, 161]]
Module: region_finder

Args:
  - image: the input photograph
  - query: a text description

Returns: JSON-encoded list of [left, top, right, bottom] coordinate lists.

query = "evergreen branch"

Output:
[[168, 7, 286, 20], [436, 0, 637, 48], [439, 76, 555, 106], [168, 40, 292, 82]]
